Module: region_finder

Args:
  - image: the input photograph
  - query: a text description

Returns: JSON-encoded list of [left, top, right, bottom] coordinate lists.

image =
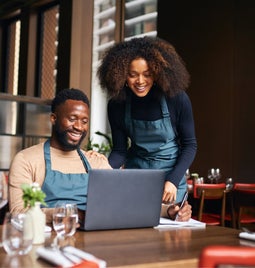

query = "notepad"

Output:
[[154, 217, 206, 229]]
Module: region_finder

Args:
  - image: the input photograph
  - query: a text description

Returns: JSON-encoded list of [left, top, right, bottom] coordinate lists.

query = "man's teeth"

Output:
[[70, 133, 81, 137]]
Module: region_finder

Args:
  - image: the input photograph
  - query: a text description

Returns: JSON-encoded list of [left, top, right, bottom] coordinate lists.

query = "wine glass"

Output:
[[208, 168, 221, 183], [2, 213, 33, 256], [226, 178, 233, 190], [52, 202, 78, 239], [208, 168, 215, 183], [214, 168, 221, 183], [185, 169, 191, 180]]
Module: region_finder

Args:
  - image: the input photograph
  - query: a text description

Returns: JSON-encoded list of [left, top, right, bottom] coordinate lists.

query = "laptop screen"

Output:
[[82, 169, 165, 231]]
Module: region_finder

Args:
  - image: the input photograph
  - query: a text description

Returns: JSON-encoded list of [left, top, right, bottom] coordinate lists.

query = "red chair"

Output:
[[192, 184, 227, 226], [234, 183, 255, 190], [193, 183, 226, 199], [232, 183, 255, 229], [199, 245, 255, 267]]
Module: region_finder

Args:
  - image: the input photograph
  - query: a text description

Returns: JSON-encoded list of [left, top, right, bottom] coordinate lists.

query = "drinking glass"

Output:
[[185, 169, 191, 180], [207, 168, 215, 183], [208, 168, 221, 183], [226, 178, 233, 190], [52, 202, 78, 238], [214, 168, 221, 183], [2, 213, 33, 256]]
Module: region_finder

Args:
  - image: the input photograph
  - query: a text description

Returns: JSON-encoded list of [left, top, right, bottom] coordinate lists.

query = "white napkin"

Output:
[[239, 231, 255, 241], [36, 246, 107, 268], [37, 247, 73, 267]]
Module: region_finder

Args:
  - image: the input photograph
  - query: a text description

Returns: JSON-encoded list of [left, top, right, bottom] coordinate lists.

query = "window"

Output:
[[0, 2, 60, 98], [90, 0, 158, 146], [4, 19, 20, 95], [124, 0, 157, 39], [38, 5, 59, 99]]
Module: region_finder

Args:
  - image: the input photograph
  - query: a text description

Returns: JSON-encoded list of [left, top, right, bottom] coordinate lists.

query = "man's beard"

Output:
[[54, 124, 87, 150]]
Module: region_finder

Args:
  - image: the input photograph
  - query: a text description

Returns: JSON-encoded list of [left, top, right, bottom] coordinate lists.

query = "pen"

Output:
[[175, 191, 188, 220]]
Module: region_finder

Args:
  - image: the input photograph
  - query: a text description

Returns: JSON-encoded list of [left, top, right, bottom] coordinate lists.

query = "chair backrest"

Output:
[[196, 184, 227, 226], [234, 188, 255, 206], [0, 172, 8, 225], [232, 184, 255, 212], [194, 183, 226, 198], [234, 183, 255, 190], [199, 245, 255, 267], [232, 187, 255, 228]]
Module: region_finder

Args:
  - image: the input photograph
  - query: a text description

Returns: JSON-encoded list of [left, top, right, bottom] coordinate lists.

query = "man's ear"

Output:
[[50, 113, 57, 125]]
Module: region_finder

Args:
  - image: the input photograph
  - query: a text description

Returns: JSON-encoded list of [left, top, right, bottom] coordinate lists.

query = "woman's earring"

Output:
[[125, 82, 129, 88]]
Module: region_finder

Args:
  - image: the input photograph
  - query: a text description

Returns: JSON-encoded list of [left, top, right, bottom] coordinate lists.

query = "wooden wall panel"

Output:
[[157, 0, 255, 182]]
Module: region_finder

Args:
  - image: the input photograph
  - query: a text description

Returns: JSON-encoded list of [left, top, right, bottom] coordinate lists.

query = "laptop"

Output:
[[81, 169, 165, 231]]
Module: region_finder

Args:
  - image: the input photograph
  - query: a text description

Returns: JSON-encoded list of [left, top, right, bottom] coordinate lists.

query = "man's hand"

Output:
[[167, 201, 192, 221]]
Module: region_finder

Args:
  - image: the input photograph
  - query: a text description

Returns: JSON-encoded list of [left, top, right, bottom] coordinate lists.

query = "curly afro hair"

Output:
[[97, 36, 190, 100]]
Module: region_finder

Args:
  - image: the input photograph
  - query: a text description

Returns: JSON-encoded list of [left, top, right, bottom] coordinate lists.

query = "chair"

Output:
[[199, 245, 255, 267], [0, 172, 8, 225], [232, 183, 255, 229], [192, 184, 227, 226], [234, 183, 255, 190], [193, 182, 226, 199]]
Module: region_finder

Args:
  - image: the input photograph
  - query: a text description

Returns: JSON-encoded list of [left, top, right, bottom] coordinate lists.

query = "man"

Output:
[[9, 88, 191, 224], [9, 88, 111, 223]]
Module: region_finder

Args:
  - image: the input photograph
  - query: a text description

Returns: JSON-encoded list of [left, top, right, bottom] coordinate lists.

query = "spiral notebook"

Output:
[[81, 169, 165, 231]]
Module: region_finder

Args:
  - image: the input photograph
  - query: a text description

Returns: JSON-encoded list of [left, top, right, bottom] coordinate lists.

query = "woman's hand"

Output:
[[162, 181, 177, 203], [86, 150, 108, 160], [167, 201, 192, 222]]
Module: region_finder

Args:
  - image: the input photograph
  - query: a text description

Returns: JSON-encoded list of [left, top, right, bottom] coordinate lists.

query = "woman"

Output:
[[97, 36, 197, 206]]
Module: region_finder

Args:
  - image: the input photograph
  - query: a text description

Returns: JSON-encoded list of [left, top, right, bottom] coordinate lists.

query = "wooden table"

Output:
[[0, 225, 245, 267]]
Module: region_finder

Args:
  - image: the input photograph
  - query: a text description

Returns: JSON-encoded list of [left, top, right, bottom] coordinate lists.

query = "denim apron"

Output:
[[41, 139, 91, 210], [125, 95, 186, 203]]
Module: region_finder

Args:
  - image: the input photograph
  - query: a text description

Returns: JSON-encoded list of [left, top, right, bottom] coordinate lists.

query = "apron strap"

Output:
[[44, 139, 52, 169], [160, 97, 170, 118], [77, 148, 92, 172]]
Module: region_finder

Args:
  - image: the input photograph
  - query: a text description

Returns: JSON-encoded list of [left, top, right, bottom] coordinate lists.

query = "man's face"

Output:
[[51, 99, 89, 150]]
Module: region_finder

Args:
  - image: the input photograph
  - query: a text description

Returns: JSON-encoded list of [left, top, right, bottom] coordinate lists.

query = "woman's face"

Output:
[[126, 58, 154, 97]]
